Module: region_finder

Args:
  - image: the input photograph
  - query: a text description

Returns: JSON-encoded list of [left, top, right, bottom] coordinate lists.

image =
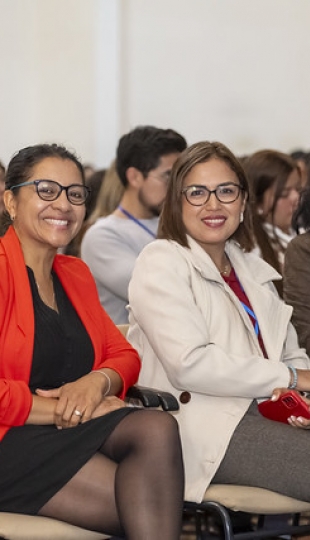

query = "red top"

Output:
[[223, 268, 267, 358], [0, 227, 141, 441]]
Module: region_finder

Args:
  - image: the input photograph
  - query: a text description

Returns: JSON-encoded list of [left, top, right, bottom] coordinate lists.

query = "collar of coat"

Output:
[[183, 235, 281, 286]]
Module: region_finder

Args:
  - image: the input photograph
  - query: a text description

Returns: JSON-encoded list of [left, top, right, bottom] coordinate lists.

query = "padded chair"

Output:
[[185, 486, 310, 539]]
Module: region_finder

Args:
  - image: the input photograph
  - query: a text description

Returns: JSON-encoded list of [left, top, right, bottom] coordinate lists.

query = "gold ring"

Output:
[[74, 409, 82, 417]]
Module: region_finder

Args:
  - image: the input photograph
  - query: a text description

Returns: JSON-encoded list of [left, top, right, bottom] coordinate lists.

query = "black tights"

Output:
[[38, 409, 184, 539]]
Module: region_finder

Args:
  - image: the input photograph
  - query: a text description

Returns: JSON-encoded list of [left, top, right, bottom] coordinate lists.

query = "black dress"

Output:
[[0, 268, 134, 514]]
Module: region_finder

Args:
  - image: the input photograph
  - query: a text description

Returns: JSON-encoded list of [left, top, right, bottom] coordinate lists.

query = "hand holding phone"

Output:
[[258, 390, 310, 424]]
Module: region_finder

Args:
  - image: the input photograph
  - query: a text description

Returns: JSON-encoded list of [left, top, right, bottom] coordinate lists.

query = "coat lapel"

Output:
[[180, 237, 292, 362]]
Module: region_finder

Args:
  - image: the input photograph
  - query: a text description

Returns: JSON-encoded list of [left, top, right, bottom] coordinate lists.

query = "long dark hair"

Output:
[[243, 149, 300, 270], [292, 187, 310, 232]]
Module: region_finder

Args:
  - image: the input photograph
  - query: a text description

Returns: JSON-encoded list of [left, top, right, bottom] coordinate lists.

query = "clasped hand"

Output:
[[36, 373, 125, 429]]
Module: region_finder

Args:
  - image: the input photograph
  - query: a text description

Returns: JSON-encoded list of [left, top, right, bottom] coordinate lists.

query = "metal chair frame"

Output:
[[184, 497, 310, 539]]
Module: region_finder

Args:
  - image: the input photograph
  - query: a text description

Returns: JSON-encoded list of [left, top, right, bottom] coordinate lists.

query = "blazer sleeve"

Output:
[[55, 255, 141, 399], [92, 308, 141, 398]]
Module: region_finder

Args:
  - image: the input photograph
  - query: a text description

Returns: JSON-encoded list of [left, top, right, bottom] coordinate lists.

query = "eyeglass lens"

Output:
[[184, 183, 241, 205], [36, 180, 89, 205]]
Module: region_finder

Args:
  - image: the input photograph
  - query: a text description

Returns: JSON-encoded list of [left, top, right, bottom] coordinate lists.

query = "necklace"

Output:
[[36, 280, 57, 311], [219, 256, 231, 276], [220, 263, 231, 276], [118, 205, 156, 238]]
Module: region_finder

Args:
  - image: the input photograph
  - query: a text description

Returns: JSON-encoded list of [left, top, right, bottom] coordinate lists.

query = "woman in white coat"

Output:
[[128, 141, 310, 504]]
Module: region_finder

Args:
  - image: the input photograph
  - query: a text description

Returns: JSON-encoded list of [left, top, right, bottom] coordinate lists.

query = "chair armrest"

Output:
[[126, 385, 161, 408], [156, 390, 179, 412], [125, 386, 179, 411]]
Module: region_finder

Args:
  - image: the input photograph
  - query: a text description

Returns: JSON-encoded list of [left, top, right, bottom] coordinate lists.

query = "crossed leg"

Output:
[[39, 409, 184, 539]]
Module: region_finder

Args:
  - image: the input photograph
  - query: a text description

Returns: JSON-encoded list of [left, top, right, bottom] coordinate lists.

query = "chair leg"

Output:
[[184, 501, 235, 540], [194, 509, 203, 540]]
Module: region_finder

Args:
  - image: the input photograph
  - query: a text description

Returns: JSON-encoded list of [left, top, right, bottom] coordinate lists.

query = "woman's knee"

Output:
[[135, 410, 182, 462], [104, 409, 181, 460]]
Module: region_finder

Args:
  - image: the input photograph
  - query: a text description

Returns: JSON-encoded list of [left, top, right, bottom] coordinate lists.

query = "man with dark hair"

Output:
[[81, 125, 186, 323]]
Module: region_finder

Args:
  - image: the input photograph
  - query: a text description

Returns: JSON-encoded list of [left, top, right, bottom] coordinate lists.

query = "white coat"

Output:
[[127, 236, 310, 502]]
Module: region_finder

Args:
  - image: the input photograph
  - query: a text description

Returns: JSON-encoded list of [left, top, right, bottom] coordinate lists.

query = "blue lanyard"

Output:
[[240, 303, 259, 336], [118, 206, 156, 238], [232, 272, 260, 336]]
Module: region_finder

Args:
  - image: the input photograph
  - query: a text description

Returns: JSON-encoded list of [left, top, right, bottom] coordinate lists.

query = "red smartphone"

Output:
[[258, 390, 310, 424]]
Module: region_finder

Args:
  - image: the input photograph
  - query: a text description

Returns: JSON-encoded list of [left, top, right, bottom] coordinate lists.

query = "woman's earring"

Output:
[[240, 211, 244, 223], [10, 214, 15, 221], [257, 208, 263, 215]]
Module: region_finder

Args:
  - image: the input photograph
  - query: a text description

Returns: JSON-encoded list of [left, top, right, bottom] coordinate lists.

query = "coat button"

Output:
[[179, 391, 191, 404]]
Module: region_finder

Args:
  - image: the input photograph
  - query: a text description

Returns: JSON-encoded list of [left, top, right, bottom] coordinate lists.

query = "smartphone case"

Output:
[[258, 390, 310, 424]]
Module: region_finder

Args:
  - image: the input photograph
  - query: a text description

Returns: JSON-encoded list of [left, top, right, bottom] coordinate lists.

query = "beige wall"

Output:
[[1, 0, 310, 168]]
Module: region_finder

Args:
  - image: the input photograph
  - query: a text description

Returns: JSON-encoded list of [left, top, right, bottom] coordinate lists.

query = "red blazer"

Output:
[[0, 227, 141, 441]]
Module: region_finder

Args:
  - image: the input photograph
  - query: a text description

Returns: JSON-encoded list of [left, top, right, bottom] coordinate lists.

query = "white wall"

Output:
[[0, 0, 120, 167], [121, 0, 310, 155], [1, 0, 310, 168]]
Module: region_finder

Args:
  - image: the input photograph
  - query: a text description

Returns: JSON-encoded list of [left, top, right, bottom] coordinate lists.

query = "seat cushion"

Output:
[[203, 485, 310, 514], [0, 512, 109, 540]]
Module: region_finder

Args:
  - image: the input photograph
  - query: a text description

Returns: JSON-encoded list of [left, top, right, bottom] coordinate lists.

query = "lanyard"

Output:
[[118, 205, 156, 238], [240, 303, 259, 336], [236, 276, 260, 336]]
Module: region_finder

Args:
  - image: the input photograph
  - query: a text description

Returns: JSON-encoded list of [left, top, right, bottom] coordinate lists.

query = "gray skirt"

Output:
[[212, 401, 310, 502]]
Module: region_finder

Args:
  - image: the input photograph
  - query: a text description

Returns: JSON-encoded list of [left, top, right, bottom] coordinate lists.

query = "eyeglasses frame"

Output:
[[181, 182, 244, 206], [10, 179, 90, 206]]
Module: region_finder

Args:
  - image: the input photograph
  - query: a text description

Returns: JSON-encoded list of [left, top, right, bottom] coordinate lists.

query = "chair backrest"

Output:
[[117, 324, 129, 338]]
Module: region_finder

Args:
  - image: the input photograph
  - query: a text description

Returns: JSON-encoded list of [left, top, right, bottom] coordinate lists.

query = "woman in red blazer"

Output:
[[0, 143, 183, 539]]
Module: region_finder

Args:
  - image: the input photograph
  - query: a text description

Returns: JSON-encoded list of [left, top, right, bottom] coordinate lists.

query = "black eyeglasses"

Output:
[[10, 179, 90, 205], [182, 183, 244, 206]]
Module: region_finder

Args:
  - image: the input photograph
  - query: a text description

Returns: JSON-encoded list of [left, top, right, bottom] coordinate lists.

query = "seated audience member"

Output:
[[128, 141, 310, 505], [83, 162, 96, 181], [243, 149, 302, 296], [88, 159, 125, 224], [284, 187, 310, 357], [290, 149, 310, 189], [0, 143, 184, 539], [0, 160, 6, 236], [81, 125, 187, 324], [85, 168, 106, 218]]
